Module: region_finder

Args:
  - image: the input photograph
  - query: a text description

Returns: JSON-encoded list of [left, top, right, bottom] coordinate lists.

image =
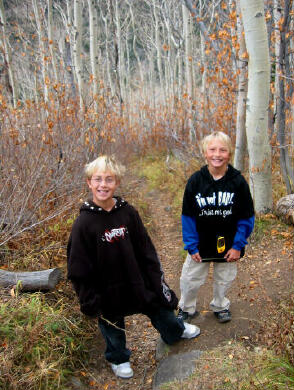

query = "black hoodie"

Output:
[[67, 197, 178, 317], [182, 164, 255, 258]]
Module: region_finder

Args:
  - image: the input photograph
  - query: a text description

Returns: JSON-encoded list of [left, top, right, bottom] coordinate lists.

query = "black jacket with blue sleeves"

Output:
[[182, 164, 255, 259]]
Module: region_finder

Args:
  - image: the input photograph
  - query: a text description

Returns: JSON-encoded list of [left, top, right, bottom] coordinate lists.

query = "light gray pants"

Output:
[[179, 254, 237, 314]]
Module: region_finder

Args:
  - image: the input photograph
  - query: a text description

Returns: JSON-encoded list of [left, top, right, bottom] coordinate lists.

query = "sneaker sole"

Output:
[[181, 329, 201, 339], [218, 318, 231, 323], [116, 373, 133, 379]]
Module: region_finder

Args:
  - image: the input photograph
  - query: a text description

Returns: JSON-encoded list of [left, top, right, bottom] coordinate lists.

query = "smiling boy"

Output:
[[177, 132, 255, 323], [67, 156, 200, 379]]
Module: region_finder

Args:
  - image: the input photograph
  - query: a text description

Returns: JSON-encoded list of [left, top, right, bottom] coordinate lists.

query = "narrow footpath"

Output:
[[74, 176, 293, 390]]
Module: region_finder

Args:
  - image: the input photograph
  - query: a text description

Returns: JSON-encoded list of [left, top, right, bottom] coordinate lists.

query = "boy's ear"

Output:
[[86, 178, 91, 188]]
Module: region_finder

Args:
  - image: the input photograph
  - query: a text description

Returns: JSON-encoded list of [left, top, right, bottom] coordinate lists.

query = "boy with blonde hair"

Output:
[[67, 155, 200, 379], [178, 132, 255, 323]]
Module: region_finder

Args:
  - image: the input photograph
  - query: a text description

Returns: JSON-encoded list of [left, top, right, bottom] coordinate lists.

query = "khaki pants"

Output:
[[179, 254, 237, 314]]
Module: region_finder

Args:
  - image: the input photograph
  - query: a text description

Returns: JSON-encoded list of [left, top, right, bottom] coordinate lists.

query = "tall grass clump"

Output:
[[0, 293, 96, 390], [137, 153, 201, 218]]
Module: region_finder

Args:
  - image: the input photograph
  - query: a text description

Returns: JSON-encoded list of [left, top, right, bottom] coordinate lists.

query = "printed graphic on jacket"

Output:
[[101, 226, 128, 243], [196, 191, 235, 219]]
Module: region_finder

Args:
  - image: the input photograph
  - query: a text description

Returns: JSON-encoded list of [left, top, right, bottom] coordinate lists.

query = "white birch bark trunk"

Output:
[[129, 4, 145, 109], [182, 4, 193, 98], [0, 0, 18, 107], [234, 0, 248, 171], [182, 4, 194, 141], [240, 0, 272, 213], [114, 0, 124, 103], [273, 0, 281, 137], [177, 53, 183, 101], [32, 0, 49, 103], [153, 0, 164, 102], [48, 0, 58, 82], [73, 0, 85, 109], [101, 11, 115, 97], [88, 0, 99, 107]]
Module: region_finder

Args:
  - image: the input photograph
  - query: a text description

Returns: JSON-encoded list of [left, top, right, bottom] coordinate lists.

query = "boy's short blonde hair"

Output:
[[84, 155, 126, 180], [201, 131, 233, 156]]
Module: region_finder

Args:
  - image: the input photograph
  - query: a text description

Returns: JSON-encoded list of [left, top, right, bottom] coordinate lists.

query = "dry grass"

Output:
[[0, 291, 97, 390], [160, 341, 294, 390]]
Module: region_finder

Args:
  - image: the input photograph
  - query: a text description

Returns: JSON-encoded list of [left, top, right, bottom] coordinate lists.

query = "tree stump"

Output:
[[0, 268, 62, 291], [275, 194, 294, 225]]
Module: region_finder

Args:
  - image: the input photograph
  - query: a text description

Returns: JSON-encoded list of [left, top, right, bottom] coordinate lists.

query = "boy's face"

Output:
[[204, 139, 230, 171], [87, 170, 119, 206]]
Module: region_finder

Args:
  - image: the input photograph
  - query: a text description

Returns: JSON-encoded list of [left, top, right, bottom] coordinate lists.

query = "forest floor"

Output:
[[69, 173, 294, 390]]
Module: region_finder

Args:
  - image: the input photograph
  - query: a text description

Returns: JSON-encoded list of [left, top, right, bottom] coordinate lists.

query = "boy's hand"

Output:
[[191, 252, 202, 263], [224, 248, 240, 262]]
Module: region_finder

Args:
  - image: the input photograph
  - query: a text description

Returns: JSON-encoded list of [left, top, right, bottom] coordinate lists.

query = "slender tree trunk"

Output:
[[129, 4, 145, 111], [0, 0, 18, 107], [177, 52, 183, 101], [274, 0, 281, 136], [109, 0, 123, 111], [234, 0, 248, 171], [275, 0, 294, 193], [32, 0, 49, 103], [182, 4, 195, 141], [153, 0, 165, 103], [114, 0, 124, 104], [48, 0, 58, 82], [73, 0, 85, 109], [88, 0, 99, 110], [240, 0, 272, 213], [101, 10, 115, 98]]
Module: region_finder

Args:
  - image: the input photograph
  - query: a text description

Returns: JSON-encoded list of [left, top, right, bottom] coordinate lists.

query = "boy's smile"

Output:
[[87, 171, 119, 210], [205, 139, 230, 174]]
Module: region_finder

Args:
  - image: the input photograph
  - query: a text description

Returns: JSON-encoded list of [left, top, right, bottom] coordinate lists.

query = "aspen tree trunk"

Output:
[[55, 1, 75, 93], [0, 0, 18, 107], [275, 0, 294, 193], [88, 0, 99, 108], [101, 10, 115, 97], [161, 5, 176, 113], [200, 30, 206, 139], [73, 0, 85, 109], [109, 0, 123, 111], [182, 4, 193, 98], [48, 0, 58, 82], [289, 10, 294, 168], [274, 0, 281, 136], [177, 53, 183, 101], [114, 0, 124, 103], [153, 0, 165, 102], [234, 0, 248, 172], [128, 3, 145, 112], [182, 4, 194, 141], [32, 0, 49, 103], [240, 0, 272, 213]]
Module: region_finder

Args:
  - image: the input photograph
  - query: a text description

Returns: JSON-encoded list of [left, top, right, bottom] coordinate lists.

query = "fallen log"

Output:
[[275, 194, 294, 225], [0, 268, 62, 291]]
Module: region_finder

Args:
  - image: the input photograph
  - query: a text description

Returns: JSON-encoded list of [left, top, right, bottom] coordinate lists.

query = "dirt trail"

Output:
[[80, 179, 293, 390], [148, 187, 293, 354]]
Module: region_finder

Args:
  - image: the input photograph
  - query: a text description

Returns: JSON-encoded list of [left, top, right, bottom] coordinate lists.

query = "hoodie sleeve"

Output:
[[232, 216, 255, 251], [232, 174, 255, 251], [67, 218, 101, 317], [129, 207, 178, 309], [182, 214, 199, 255]]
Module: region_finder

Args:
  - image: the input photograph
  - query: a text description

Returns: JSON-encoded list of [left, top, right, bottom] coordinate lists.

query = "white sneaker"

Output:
[[111, 362, 133, 379], [181, 322, 201, 339]]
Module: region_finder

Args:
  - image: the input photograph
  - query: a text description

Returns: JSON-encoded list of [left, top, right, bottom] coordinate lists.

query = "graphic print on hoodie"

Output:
[[67, 197, 178, 317], [182, 164, 254, 259]]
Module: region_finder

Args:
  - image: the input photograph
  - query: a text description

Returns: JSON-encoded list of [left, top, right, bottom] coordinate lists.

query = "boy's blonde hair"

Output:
[[84, 155, 126, 180], [201, 131, 233, 156]]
